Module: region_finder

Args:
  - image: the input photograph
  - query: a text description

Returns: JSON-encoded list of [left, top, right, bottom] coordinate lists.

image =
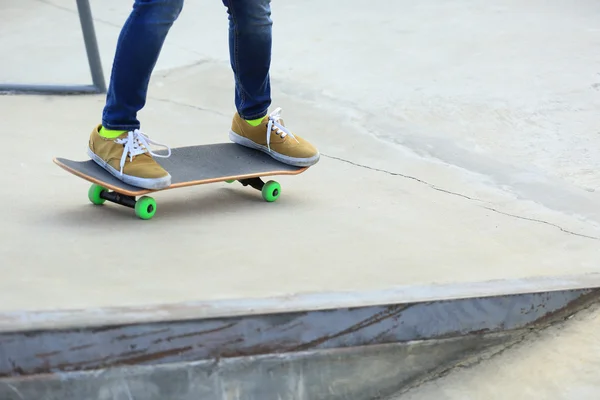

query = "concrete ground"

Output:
[[1, 0, 600, 396], [397, 302, 600, 400]]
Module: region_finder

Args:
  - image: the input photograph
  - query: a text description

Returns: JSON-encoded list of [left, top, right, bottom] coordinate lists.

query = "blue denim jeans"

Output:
[[102, 0, 272, 131]]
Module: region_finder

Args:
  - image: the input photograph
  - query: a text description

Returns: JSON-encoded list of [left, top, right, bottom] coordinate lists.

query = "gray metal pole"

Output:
[[75, 0, 107, 93]]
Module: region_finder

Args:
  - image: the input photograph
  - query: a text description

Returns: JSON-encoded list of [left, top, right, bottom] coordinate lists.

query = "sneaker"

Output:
[[229, 107, 320, 167], [87, 124, 172, 190]]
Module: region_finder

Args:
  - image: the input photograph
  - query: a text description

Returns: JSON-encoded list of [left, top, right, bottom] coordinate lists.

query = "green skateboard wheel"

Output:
[[88, 184, 107, 205], [261, 180, 281, 202], [135, 196, 157, 220]]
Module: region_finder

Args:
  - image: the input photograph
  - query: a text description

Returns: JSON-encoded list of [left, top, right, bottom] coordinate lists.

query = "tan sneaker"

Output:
[[229, 107, 320, 167], [87, 124, 172, 189]]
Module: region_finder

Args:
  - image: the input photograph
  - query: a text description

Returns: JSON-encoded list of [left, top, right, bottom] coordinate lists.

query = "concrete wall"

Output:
[[1, 287, 598, 399], [0, 334, 519, 400]]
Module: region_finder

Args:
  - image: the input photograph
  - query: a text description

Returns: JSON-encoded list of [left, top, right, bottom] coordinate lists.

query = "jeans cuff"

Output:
[[238, 109, 268, 121], [101, 121, 140, 131]]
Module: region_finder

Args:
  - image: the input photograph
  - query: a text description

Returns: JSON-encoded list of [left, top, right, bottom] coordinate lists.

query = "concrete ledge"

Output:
[[1, 283, 598, 377], [0, 334, 522, 400], [2, 273, 600, 333], [1, 279, 599, 398]]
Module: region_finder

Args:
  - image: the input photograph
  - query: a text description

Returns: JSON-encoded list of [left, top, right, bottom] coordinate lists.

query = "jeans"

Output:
[[102, 0, 272, 131]]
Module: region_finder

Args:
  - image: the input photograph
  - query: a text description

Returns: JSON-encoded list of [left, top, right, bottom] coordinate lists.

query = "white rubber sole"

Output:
[[87, 148, 171, 190], [228, 130, 320, 167]]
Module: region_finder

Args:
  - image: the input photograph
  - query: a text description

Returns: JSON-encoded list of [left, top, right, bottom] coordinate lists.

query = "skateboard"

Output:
[[53, 143, 308, 220]]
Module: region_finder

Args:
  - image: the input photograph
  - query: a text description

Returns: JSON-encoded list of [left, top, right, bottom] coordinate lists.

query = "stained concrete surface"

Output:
[[1, 1, 600, 396]]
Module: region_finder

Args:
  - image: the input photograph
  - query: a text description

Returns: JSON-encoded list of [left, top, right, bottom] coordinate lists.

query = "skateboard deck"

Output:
[[53, 143, 308, 219]]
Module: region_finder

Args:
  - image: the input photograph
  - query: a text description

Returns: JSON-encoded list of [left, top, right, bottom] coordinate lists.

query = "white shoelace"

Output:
[[114, 129, 171, 175], [266, 107, 299, 152]]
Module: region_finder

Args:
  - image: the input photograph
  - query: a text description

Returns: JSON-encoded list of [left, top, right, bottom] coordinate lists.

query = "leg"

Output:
[[224, 0, 320, 167], [223, 0, 272, 120], [87, 0, 184, 190], [102, 0, 184, 131]]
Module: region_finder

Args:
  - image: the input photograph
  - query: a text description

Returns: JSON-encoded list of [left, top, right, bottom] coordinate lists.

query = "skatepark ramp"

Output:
[[1, 274, 599, 400]]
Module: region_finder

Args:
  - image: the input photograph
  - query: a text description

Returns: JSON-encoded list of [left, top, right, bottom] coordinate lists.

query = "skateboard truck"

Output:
[[99, 191, 137, 209], [238, 177, 265, 191], [88, 185, 157, 220], [227, 177, 281, 202]]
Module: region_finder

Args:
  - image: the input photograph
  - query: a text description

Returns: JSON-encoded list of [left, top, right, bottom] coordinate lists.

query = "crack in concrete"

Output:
[[32, 0, 206, 57], [393, 332, 532, 399], [33, 0, 123, 29], [323, 154, 600, 241], [482, 207, 600, 241], [322, 154, 482, 201], [93, 59, 597, 242], [391, 300, 600, 398], [2, 382, 25, 400], [147, 97, 228, 117]]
